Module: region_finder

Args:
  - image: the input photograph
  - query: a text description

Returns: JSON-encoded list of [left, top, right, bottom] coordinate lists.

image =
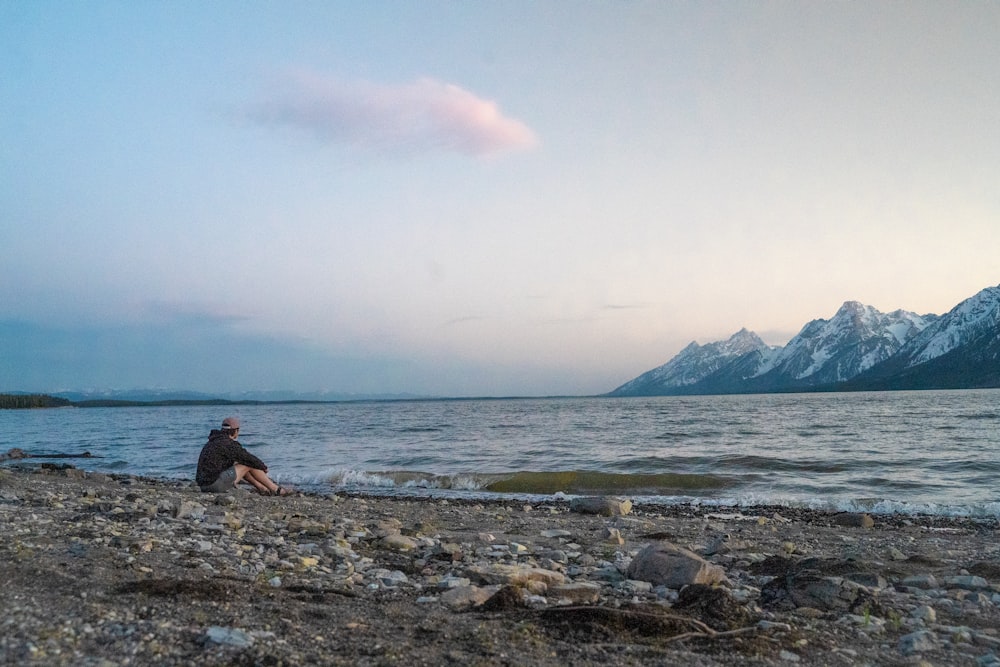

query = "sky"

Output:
[[2, 1, 999, 398]]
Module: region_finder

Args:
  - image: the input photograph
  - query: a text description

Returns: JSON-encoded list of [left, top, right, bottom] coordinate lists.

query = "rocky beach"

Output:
[[2, 464, 999, 666]]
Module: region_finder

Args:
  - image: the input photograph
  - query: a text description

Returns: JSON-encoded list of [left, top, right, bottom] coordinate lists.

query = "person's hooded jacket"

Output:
[[196, 429, 268, 487]]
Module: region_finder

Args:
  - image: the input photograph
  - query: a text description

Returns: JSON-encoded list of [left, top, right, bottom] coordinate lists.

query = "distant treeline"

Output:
[[0, 394, 73, 409], [0, 393, 334, 409]]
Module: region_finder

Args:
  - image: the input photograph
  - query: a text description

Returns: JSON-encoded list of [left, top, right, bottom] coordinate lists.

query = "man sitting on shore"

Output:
[[196, 417, 291, 495]]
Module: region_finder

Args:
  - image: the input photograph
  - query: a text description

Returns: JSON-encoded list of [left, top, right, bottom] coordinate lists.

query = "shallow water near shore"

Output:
[[2, 389, 999, 517]]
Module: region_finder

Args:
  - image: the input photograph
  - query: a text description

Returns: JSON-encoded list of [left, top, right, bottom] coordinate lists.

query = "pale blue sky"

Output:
[[2, 1, 998, 396]]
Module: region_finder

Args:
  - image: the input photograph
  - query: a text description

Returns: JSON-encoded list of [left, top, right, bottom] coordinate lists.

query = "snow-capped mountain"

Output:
[[843, 284, 1000, 391], [751, 301, 934, 388], [609, 329, 773, 396], [608, 283, 1000, 396], [895, 285, 1000, 368]]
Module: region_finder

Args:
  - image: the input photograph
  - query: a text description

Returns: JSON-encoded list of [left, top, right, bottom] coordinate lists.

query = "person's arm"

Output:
[[226, 440, 268, 472]]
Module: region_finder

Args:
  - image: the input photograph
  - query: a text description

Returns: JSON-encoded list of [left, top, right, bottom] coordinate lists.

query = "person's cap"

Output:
[[221, 416, 241, 430]]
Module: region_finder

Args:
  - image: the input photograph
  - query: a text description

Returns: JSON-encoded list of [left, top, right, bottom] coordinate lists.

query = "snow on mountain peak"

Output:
[[610, 328, 771, 393], [761, 301, 932, 383], [609, 283, 999, 396], [904, 284, 1000, 366]]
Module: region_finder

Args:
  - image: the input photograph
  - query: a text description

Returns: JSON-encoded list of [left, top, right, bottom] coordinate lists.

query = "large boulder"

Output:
[[625, 541, 727, 588]]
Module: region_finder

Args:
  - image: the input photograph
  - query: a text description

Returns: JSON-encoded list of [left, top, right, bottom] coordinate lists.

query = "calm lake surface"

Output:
[[2, 390, 998, 517]]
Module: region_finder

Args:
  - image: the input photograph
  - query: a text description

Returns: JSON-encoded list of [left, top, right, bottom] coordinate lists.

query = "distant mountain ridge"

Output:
[[47, 389, 425, 403], [608, 283, 1000, 396]]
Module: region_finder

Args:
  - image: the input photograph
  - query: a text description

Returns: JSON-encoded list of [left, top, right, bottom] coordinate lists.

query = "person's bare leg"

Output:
[[233, 464, 271, 493], [234, 464, 291, 495]]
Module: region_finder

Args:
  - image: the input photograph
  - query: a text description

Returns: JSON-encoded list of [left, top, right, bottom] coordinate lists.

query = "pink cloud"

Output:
[[251, 70, 537, 157]]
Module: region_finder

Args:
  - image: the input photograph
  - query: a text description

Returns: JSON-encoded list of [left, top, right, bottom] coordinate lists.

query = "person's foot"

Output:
[[273, 485, 294, 496]]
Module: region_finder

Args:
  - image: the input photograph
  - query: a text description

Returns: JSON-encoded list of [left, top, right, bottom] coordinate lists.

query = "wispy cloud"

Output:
[[250, 70, 538, 157]]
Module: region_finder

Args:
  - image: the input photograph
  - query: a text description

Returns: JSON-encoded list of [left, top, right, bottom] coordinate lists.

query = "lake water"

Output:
[[2, 390, 998, 517]]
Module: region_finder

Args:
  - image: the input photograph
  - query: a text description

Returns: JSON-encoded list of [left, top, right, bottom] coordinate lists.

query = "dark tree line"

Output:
[[0, 394, 72, 409]]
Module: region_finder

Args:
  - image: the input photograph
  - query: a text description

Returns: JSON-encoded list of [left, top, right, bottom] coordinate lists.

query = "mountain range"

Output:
[[608, 283, 1000, 396]]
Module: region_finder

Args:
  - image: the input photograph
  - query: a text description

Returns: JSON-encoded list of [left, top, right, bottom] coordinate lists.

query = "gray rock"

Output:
[[945, 575, 990, 591], [438, 575, 471, 589], [898, 629, 937, 655], [206, 626, 254, 648], [616, 579, 653, 595], [174, 500, 206, 519], [846, 572, 887, 590], [370, 569, 408, 587], [910, 604, 936, 623], [599, 527, 624, 545], [540, 529, 573, 539], [902, 574, 939, 589], [569, 496, 632, 516], [786, 575, 872, 612], [625, 541, 727, 588]]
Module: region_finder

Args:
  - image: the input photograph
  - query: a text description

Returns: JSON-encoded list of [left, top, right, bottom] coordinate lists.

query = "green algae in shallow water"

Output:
[[484, 470, 732, 495]]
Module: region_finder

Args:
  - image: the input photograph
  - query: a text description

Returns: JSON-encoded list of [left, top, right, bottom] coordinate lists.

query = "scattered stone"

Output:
[[174, 500, 206, 519], [945, 575, 990, 591], [833, 513, 875, 529], [440, 585, 495, 611], [898, 630, 937, 655], [569, 496, 632, 516], [599, 527, 624, 545], [903, 574, 939, 589], [206, 626, 254, 648], [910, 605, 936, 623], [626, 541, 727, 588], [380, 534, 419, 552], [540, 529, 573, 539], [549, 582, 602, 604]]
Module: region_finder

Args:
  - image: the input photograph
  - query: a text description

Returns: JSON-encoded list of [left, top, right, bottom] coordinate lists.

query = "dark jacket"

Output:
[[196, 429, 268, 487]]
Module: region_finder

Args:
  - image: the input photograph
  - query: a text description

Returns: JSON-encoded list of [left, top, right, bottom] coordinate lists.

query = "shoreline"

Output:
[[2, 465, 999, 665], [9, 455, 1000, 524]]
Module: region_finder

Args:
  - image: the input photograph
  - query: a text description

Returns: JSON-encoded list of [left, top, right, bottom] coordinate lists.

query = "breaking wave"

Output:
[[320, 469, 733, 495]]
